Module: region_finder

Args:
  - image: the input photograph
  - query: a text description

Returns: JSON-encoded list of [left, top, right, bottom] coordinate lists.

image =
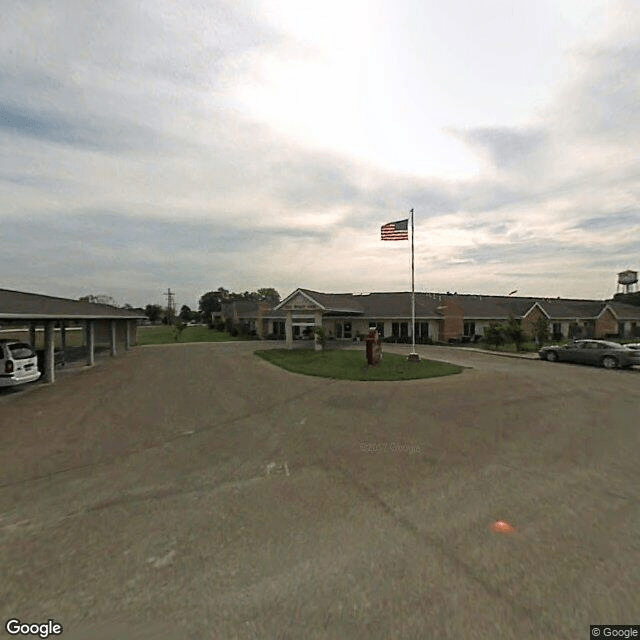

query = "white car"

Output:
[[0, 340, 41, 387]]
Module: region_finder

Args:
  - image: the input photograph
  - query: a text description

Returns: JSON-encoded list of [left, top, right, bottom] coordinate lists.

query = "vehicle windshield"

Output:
[[7, 342, 36, 359]]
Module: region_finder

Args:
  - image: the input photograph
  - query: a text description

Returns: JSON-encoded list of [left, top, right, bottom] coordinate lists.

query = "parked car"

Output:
[[539, 340, 640, 369], [624, 343, 640, 350], [0, 340, 41, 387]]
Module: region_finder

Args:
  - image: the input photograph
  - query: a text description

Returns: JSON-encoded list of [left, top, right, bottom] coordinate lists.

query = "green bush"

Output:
[[312, 325, 327, 350], [173, 321, 187, 342], [533, 316, 550, 346], [504, 318, 527, 351], [484, 322, 505, 348]]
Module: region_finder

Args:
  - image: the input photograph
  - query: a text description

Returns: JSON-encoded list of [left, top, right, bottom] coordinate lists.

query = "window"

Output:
[[392, 322, 400, 337], [376, 322, 385, 337], [463, 321, 475, 336], [344, 322, 352, 339], [8, 343, 35, 359], [414, 322, 429, 338], [400, 322, 408, 338], [336, 323, 343, 339]]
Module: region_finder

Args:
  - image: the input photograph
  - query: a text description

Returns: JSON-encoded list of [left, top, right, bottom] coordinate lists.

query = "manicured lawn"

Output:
[[254, 348, 465, 381], [137, 325, 254, 345]]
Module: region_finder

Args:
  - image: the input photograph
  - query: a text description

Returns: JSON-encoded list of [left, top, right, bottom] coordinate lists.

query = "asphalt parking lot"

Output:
[[1, 342, 638, 639]]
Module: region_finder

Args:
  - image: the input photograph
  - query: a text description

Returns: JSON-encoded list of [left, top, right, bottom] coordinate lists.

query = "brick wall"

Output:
[[440, 299, 464, 341], [595, 309, 618, 337], [522, 305, 546, 339]]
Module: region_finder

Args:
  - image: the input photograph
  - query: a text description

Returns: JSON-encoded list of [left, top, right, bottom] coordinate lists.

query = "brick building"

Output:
[[219, 288, 640, 348]]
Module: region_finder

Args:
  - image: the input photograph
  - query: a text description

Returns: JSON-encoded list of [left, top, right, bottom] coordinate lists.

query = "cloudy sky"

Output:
[[1, 0, 638, 309]]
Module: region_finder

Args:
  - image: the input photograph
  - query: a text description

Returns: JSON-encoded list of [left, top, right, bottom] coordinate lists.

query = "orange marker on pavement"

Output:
[[491, 520, 517, 533]]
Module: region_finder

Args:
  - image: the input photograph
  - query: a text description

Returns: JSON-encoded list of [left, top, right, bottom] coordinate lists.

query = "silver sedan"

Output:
[[539, 340, 640, 369]]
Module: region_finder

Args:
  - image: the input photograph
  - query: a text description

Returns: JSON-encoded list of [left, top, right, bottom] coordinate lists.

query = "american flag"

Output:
[[381, 219, 409, 241]]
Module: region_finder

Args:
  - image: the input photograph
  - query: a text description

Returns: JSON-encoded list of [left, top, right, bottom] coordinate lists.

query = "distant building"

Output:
[[218, 288, 640, 346]]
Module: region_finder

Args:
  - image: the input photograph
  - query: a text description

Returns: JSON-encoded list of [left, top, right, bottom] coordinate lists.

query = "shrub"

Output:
[[484, 322, 505, 348], [238, 322, 252, 336], [533, 316, 550, 346], [173, 321, 187, 342], [504, 317, 527, 351], [312, 326, 327, 350]]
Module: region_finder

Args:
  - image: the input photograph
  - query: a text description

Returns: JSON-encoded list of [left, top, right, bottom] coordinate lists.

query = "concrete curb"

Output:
[[449, 347, 540, 360]]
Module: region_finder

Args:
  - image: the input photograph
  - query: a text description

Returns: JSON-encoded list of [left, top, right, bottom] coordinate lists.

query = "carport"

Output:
[[0, 288, 146, 383]]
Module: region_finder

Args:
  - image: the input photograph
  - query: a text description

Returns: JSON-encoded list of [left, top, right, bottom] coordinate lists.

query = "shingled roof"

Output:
[[297, 289, 365, 313], [0, 288, 146, 320], [607, 301, 640, 319], [227, 288, 640, 322]]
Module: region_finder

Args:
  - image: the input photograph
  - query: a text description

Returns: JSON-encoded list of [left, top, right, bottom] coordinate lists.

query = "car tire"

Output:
[[602, 356, 618, 369], [546, 351, 558, 362]]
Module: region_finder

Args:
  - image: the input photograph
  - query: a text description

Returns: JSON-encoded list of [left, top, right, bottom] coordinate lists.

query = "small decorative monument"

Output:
[[365, 328, 382, 365]]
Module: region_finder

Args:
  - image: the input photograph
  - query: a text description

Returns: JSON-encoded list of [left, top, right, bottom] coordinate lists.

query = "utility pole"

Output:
[[164, 288, 176, 325]]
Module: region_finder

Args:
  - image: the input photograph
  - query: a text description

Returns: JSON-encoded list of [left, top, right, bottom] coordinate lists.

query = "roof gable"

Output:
[[276, 289, 326, 312], [522, 302, 550, 319]]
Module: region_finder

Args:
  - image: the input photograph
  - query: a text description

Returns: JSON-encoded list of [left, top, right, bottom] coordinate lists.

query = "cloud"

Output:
[[0, 103, 170, 154], [573, 209, 640, 231], [0, 0, 639, 305], [450, 126, 548, 173]]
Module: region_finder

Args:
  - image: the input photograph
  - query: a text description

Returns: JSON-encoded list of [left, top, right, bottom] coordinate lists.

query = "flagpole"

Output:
[[409, 208, 419, 361]]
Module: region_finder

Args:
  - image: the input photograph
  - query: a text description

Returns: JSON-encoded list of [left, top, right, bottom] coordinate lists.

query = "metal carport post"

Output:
[[85, 320, 95, 366], [43, 321, 55, 383]]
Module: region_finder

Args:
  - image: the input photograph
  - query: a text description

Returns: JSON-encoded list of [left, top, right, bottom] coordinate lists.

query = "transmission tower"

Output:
[[164, 288, 176, 324]]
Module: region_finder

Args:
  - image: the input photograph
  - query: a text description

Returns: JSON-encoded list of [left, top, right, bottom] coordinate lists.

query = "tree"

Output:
[[198, 291, 222, 319], [256, 288, 281, 304], [484, 322, 505, 349], [144, 304, 163, 323], [173, 321, 187, 342], [179, 305, 193, 323], [533, 316, 550, 346], [504, 317, 527, 351]]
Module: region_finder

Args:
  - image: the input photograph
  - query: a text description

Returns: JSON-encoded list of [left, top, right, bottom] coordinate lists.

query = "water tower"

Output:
[[617, 270, 638, 294]]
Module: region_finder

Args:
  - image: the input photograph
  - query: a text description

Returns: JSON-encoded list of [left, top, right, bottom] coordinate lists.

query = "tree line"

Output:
[[79, 287, 281, 324]]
